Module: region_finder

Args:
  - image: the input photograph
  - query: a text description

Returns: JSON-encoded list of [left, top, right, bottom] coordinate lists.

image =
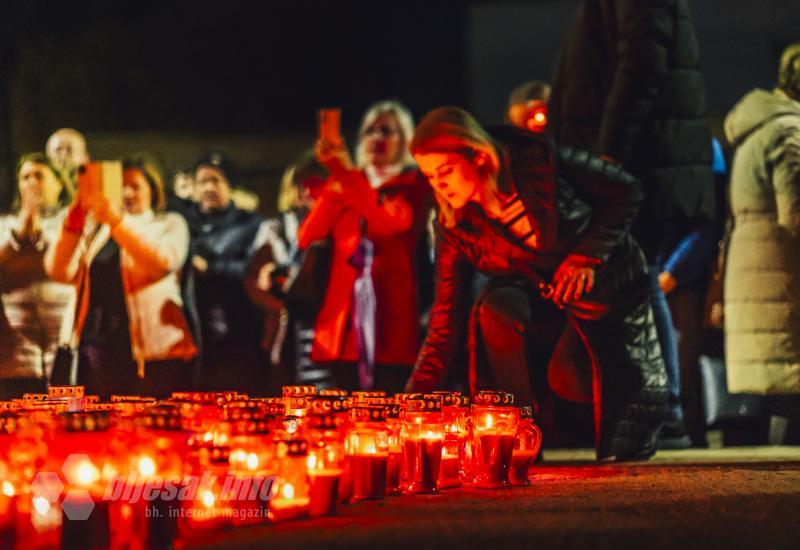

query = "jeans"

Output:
[[649, 265, 684, 423]]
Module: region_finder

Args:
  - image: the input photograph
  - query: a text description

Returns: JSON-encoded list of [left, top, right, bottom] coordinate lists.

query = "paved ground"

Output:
[[194, 447, 800, 550]]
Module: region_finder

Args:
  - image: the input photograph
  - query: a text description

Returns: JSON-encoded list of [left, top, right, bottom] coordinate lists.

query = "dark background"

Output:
[[1, 0, 798, 213]]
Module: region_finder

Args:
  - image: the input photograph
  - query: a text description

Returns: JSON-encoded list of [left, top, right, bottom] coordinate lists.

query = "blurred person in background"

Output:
[[506, 80, 551, 134], [246, 150, 330, 391], [723, 43, 800, 436], [301, 100, 433, 392], [186, 153, 267, 391], [659, 138, 729, 447], [45, 156, 197, 399], [45, 128, 90, 197], [0, 153, 73, 398], [549, 0, 715, 448]]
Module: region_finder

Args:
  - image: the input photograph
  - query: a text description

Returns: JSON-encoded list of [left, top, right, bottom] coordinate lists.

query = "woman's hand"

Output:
[[86, 191, 122, 227], [17, 181, 42, 237], [551, 254, 598, 307], [315, 138, 353, 175]]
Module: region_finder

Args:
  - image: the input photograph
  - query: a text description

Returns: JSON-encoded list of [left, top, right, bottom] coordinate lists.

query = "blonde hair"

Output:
[[277, 150, 328, 213], [355, 100, 416, 170], [410, 106, 504, 228]]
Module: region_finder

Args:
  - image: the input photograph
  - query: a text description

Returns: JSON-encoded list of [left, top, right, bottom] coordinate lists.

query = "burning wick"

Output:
[[282, 483, 295, 499], [138, 456, 156, 477]]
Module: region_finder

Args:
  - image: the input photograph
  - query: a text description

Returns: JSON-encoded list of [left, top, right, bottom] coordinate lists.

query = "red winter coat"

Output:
[[298, 168, 431, 366]]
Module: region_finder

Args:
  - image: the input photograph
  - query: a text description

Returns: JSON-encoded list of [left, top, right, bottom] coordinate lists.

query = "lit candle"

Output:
[[347, 406, 389, 501], [433, 392, 470, 489], [268, 439, 310, 521], [510, 405, 542, 487], [471, 391, 520, 489], [307, 453, 342, 517], [402, 395, 445, 494], [268, 482, 310, 522]]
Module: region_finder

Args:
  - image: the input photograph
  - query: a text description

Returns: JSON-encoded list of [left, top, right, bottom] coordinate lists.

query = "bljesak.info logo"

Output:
[[26, 453, 279, 525]]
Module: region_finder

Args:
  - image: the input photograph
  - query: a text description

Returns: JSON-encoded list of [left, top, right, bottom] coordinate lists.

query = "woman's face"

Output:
[[360, 113, 403, 168], [18, 161, 62, 210], [123, 168, 153, 214], [415, 152, 480, 210]]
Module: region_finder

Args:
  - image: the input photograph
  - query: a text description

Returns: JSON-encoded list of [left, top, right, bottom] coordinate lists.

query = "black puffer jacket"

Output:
[[185, 203, 264, 348], [550, 0, 714, 257], [410, 127, 667, 459]]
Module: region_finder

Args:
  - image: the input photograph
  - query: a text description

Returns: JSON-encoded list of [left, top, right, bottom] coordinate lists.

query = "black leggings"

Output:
[[475, 284, 593, 407]]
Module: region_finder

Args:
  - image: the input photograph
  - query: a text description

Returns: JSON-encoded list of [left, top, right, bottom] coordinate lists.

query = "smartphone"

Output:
[[78, 161, 123, 209], [318, 108, 343, 146]]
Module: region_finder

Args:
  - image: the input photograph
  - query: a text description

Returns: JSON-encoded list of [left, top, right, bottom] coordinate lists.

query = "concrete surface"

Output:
[[195, 447, 800, 550]]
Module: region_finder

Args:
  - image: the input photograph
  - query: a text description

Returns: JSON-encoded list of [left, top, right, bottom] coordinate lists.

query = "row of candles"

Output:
[[0, 385, 541, 548]]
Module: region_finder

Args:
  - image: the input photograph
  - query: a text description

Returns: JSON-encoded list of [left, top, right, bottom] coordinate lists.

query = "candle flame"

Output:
[[282, 482, 295, 499], [485, 414, 494, 429], [76, 459, 99, 486], [203, 432, 213, 443], [2, 480, 14, 497], [307, 454, 318, 470], [201, 489, 215, 509], [230, 449, 247, 464], [246, 453, 259, 471], [33, 496, 50, 516], [137, 456, 156, 477]]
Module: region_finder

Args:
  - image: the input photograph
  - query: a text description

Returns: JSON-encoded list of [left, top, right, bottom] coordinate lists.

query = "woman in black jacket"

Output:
[[406, 107, 667, 460]]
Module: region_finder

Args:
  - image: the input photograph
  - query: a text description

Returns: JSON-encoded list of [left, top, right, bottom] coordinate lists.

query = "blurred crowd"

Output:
[[2, 0, 799, 456]]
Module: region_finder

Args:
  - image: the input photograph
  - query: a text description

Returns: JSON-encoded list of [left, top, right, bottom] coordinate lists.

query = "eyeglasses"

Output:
[[361, 125, 399, 138]]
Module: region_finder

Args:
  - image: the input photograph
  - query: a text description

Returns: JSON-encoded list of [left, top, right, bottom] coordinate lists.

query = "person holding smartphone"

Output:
[[45, 156, 197, 399], [299, 100, 433, 392]]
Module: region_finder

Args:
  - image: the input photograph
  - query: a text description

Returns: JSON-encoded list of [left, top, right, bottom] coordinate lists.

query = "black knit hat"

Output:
[[193, 152, 237, 188]]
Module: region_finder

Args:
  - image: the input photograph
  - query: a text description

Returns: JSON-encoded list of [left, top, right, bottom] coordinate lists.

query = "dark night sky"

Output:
[[3, 1, 469, 135]]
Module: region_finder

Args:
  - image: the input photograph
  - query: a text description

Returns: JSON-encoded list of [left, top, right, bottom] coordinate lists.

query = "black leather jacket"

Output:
[[185, 203, 264, 346], [412, 126, 644, 389], [411, 127, 666, 459]]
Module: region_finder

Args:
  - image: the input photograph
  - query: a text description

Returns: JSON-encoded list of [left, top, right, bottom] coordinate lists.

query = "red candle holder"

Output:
[[306, 396, 348, 516], [511, 405, 542, 487], [269, 439, 310, 522], [471, 391, 519, 489], [433, 392, 470, 489], [347, 406, 388, 501], [282, 386, 316, 418], [402, 394, 445, 494]]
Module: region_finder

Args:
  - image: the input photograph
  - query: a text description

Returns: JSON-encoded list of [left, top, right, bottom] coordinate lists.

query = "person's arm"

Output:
[[340, 171, 414, 237], [407, 225, 473, 392], [558, 147, 644, 263], [661, 222, 720, 290], [297, 186, 346, 249], [771, 126, 800, 236], [595, 0, 673, 161], [111, 213, 190, 277], [44, 203, 87, 284]]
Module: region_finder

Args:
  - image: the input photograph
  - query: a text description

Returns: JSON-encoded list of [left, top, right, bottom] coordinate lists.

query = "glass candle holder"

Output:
[[223, 402, 276, 527], [55, 410, 118, 549], [401, 394, 445, 494], [433, 392, 470, 489], [511, 405, 543, 487], [306, 396, 348, 516], [347, 406, 388, 501], [471, 391, 519, 489], [282, 386, 316, 418], [269, 439, 310, 522]]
